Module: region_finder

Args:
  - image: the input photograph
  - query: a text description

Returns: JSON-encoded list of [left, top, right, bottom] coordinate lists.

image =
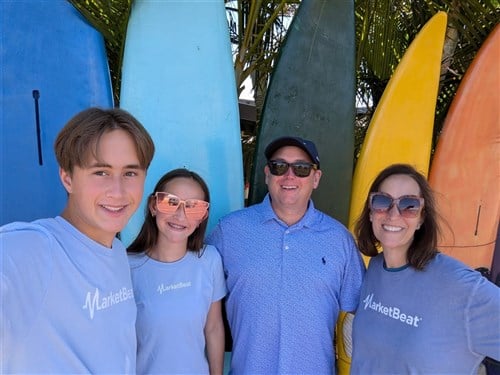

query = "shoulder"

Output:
[[1, 219, 58, 252], [200, 244, 223, 263], [310, 209, 355, 241], [218, 204, 261, 226], [127, 252, 148, 269], [426, 253, 489, 289]]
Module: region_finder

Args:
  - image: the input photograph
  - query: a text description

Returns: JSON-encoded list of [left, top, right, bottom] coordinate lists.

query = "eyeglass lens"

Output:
[[268, 160, 316, 178], [155, 192, 209, 220], [370, 193, 423, 218]]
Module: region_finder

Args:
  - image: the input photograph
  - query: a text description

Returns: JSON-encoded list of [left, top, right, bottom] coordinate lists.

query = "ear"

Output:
[[416, 214, 424, 229], [148, 196, 156, 217], [264, 165, 270, 185], [59, 167, 73, 194], [312, 169, 322, 189]]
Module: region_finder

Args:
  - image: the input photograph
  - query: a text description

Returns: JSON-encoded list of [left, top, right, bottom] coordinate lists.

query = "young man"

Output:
[[0, 108, 155, 374], [206, 136, 365, 374]]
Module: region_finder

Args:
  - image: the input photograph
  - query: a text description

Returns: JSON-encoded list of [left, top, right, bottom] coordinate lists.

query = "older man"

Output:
[[207, 136, 365, 374]]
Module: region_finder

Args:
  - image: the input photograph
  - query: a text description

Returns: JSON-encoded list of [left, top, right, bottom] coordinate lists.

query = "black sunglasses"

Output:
[[267, 160, 318, 178]]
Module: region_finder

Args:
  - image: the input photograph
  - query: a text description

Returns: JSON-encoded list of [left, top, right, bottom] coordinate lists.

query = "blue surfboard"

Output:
[[0, 0, 113, 225], [119, 0, 244, 245]]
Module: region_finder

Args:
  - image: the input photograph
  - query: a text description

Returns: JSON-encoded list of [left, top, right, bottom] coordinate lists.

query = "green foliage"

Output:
[[67, 0, 498, 171], [353, 0, 499, 161], [68, 0, 132, 105]]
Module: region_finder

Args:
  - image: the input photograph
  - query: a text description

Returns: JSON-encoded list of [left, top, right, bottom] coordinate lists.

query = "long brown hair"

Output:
[[127, 169, 210, 254]]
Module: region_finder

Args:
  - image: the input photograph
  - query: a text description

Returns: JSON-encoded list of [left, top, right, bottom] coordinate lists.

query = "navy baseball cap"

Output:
[[265, 136, 320, 169]]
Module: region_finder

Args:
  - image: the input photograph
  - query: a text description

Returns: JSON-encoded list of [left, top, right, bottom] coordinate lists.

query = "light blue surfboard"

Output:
[[120, 0, 244, 245], [0, 0, 113, 225]]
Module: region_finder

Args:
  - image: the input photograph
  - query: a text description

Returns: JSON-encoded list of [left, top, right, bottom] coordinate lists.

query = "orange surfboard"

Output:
[[429, 24, 500, 270]]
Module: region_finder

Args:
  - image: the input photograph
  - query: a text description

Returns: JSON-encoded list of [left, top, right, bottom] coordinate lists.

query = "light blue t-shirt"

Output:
[[351, 252, 500, 374], [206, 195, 365, 375], [0, 217, 137, 374], [129, 245, 227, 375]]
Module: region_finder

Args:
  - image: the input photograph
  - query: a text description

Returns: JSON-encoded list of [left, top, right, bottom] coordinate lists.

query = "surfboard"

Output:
[[337, 12, 448, 374], [0, 0, 113, 225], [428, 24, 499, 271], [247, 0, 356, 226], [119, 0, 244, 246], [490, 223, 500, 285], [347, 11, 447, 232]]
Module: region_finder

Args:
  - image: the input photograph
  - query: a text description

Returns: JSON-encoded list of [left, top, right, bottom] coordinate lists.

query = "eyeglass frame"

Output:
[[369, 192, 424, 218], [154, 192, 209, 220], [267, 160, 318, 178]]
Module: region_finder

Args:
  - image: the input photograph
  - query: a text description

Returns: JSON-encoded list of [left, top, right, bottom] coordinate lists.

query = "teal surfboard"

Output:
[[247, 0, 356, 225], [120, 0, 244, 245], [0, 0, 113, 225]]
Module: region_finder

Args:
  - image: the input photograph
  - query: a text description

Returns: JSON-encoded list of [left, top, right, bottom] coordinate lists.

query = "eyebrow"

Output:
[[88, 162, 143, 169]]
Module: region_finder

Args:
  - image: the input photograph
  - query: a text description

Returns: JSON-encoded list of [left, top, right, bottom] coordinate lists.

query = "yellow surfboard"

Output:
[[336, 12, 447, 375]]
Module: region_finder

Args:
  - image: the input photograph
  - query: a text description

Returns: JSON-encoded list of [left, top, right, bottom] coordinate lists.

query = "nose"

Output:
[[387, 203, 401, 218], [106, 175, 125, 197], [283, 165, 295, 177], [172, 202, 187, 219]]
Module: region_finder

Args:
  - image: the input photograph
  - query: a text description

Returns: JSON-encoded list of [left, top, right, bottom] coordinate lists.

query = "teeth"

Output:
[[102, 205, 123, 212], [282, 185, 297, 189], [382, 225, 402, 232], [168, 222, 186, 230]]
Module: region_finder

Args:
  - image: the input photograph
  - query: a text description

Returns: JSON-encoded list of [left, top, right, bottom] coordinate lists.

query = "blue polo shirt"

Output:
[[206, 195, 365, 375]]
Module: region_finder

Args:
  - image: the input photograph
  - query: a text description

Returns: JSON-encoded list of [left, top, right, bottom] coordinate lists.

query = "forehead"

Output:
[[89, 129, 140, 166], [163, 177, 205, 198], [270, 145, 311, 162], [379, 174, 421, 196]]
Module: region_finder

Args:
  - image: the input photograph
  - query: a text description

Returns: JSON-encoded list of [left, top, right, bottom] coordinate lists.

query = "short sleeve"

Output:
[[1, 224, 54, 339], [339, 234, 365, 312], [207, 245, 226, 302], [467, 276, 500, 360]]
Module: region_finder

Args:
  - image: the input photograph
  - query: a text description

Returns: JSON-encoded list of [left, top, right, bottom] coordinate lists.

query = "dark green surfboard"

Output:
[[248, 0, 355, 225]]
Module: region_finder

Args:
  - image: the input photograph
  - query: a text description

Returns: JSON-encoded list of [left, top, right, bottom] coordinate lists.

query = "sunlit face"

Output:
[[60, 129, 146, 247], [264, 146, 321, 215], [370, 174, 424, 255], [150, 177, 207, 247]]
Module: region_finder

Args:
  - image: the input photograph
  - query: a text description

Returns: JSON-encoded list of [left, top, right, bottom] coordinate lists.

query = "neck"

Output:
[[61, 208, 113, 248], [382, 248, 408, 268], [274, 207, 306, 226], [148, 240, 188, 263], [271, 201, 308, 226]]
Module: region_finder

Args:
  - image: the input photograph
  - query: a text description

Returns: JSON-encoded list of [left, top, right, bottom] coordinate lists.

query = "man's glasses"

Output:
[[369, 192, 424, 218], [267, 160, 318, 178], [154, 192, 209, 221]]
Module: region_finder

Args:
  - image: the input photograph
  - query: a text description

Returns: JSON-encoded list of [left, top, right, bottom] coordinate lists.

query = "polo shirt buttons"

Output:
[[284, 245, 289, 250]]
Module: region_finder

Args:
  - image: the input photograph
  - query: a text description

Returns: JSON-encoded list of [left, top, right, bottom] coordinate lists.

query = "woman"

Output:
[[351, 164, 499, 374], [128, 169, 226, 375]]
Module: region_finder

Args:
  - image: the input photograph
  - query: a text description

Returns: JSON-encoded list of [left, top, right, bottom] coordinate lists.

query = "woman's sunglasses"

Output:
[[154, 192, 209, 221], [369, 192, 424, 218], [267, 160, 318, 178]]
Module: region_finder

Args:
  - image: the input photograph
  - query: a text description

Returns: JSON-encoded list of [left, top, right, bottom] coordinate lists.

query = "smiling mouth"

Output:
[[168, 222, 187, 230], [101, 204, 126, 212], [382, 224, 403, 232]]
